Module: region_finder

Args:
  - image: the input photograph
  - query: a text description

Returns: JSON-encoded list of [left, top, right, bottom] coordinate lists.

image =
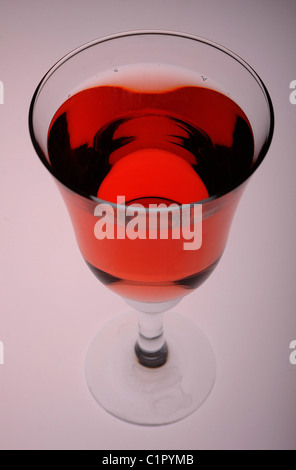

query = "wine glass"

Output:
[[29, 31, 274, 425]]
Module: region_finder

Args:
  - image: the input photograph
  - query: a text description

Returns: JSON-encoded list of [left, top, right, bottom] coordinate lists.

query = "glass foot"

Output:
[[85, 311, 216, 425]]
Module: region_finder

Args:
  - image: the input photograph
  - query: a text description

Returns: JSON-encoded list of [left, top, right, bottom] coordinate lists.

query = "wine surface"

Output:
[[48, 84, 254, 202]]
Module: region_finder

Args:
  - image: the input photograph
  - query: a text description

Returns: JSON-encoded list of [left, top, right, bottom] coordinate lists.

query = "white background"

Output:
[[0, 0, 295, 450]]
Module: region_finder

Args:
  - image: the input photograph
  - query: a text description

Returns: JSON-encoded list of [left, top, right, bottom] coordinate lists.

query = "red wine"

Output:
[[48, 78, 254, 302]]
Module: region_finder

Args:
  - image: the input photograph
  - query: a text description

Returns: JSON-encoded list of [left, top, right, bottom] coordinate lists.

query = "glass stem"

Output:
[[135, 311, 168, 368]]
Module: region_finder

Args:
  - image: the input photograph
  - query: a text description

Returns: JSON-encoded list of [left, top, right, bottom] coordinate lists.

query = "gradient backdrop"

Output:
[[0, 0, 295, 450]]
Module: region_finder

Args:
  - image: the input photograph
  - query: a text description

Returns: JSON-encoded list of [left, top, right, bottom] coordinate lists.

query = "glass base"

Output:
[[85, 311, 216, 425]]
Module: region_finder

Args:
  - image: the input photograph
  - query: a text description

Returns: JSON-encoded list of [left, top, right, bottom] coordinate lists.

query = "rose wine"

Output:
[[47, 74, 254, 302]]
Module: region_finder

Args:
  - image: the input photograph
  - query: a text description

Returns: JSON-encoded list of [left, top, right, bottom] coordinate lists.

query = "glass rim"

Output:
[[28, 29, 274, 209]]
